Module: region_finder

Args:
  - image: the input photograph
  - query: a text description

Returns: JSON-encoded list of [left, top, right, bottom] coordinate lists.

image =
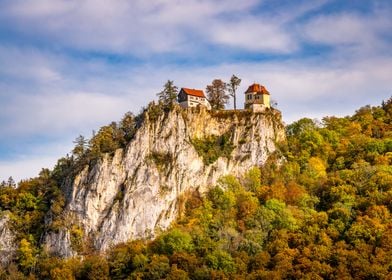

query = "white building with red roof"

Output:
[[244, 83, 270, 111], [178, 88, 211, 110]]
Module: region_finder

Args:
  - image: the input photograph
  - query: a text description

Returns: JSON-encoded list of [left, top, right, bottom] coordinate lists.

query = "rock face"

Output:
[[0, 214, 17, 266], [44, 107, 285, 257]]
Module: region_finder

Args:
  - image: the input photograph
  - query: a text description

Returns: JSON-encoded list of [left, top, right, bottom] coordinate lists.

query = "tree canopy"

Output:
[[206, 79, 229, 110]]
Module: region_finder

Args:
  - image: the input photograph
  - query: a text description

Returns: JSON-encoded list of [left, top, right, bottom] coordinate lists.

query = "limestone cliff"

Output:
[[0, 214, 16, 265], [44, 106, 285, 257]]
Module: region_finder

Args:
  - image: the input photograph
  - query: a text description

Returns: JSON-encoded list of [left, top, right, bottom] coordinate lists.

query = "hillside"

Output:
[[1, 98, 392, 279]]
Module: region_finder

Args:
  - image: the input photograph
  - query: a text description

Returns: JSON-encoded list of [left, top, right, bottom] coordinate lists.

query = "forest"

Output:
[[0, 97, 391, 279]]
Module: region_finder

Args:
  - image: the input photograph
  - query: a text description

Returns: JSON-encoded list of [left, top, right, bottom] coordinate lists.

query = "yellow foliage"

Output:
[[307, 157, 327, 178]]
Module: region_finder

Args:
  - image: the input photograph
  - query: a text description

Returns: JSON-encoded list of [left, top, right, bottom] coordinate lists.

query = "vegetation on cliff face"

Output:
[[1, 98, 392, 279], [191, 132, 234, 165]]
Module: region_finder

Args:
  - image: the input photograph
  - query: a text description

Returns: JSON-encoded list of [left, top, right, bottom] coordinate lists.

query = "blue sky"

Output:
[[0, 0, 391, 182]]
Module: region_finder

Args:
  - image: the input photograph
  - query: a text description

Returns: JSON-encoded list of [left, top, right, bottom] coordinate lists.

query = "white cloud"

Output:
[[1, 91, 132, 136], [208, 19, 296, 53], [0, 45, 62, 83], [0, 0, 301, 54], [3, 0, 74, 18], [302, 11, 392, 55], [0, 155, 60, 183]]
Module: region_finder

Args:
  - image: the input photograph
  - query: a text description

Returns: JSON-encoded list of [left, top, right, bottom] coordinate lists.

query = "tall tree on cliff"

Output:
[[227, 75, 241, 111], [72, 135, 88, 158], [157, 80, 178, 107], [206, 79, 229, 110]]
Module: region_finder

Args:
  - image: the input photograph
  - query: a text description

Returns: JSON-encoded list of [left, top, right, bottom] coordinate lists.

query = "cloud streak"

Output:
[[302, 10, 392, 56]]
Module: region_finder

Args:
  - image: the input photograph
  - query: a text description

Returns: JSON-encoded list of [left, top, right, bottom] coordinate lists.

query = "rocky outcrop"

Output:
[[44, 106, 285, 257], [0, 214, 17, 266]]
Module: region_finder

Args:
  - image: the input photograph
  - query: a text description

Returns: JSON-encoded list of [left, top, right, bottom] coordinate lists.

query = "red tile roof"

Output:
[[245, 83, 270, 95], [181, 88, 206, 98]]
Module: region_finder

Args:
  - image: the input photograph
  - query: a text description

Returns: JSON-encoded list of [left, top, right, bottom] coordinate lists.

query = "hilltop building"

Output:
[[178, 88, 211, 110], [244, 83, 270, 112]]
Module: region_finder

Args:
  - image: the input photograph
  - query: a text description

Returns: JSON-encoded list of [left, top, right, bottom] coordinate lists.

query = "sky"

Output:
[[0, 0, 391, 182]]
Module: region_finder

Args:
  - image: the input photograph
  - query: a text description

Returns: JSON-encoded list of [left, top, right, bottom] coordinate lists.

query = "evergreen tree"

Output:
[[119, 111, 136, 143], [157, 80, 178, 107], [72, 135, 88, 158], [0, 177, 15, 188], [206, 79, 229, 110], [7, 176, 16, 187], [227, 75, 241, 110]]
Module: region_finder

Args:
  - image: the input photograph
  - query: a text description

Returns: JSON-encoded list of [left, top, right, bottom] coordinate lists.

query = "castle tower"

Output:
[[244, 83, 270, 111]]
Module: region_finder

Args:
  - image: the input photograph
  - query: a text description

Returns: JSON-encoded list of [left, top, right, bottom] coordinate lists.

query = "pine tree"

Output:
[[72, 135, 88, 158], [157, 80, 178, 107], [7, 176, 15, 187]]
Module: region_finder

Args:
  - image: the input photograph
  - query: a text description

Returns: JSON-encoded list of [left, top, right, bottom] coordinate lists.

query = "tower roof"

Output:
[[245, 83, 270, 95]]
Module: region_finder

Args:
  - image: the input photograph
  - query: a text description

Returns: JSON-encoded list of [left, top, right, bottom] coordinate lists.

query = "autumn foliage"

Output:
[[1, 98, 391, 279]]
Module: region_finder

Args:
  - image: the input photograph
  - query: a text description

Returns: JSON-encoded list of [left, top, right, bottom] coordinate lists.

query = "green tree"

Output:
[[206, 79, 229, 110], [7, 176, 16, 187], [205, 250, 236, 273], [1, 176, 16, 188], [261, 199, 297, 231], [89, 122, 121, 156], [243, 167, 261, 192], [119, 111, 136, 145], [157, 80, 178, 107], [227, 75, 241, 110], [208, 186, 236, 211], [155, 229, 194, 255], [72, 135, 88, 158]]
